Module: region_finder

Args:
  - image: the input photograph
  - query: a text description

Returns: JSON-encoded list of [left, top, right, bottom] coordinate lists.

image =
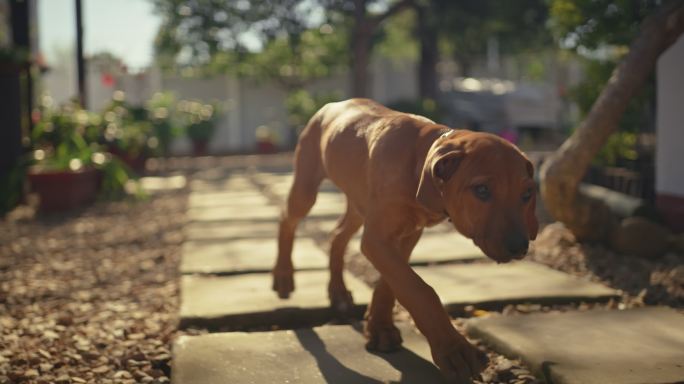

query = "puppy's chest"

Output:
[[413, 208, 447, 229]]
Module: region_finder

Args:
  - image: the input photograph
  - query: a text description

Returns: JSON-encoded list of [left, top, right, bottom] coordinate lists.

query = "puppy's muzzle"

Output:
[[504, 232, 529, 259]]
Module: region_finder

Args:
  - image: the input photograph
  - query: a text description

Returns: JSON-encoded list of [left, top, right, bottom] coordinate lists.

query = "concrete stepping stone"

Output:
[[181, 237, 328, 274], [188, 191, 271, 209], [415, 262, 619, 310], [188, 204, 280, 222], [184, 221, 280, 241], [257, 173, 341, 199], [192, 168, 244, 181], [347, 231, 486, 265], [189, 177, 256, 192], [308, 193, 346, 218], [410, 232, 485, 263], [180, 270, 372, 329], [466, 307, 684, 384], [172, 323, 442, 384]]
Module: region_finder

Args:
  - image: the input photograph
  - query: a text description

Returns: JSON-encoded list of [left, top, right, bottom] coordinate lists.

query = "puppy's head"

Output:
[[416, 130, 538, 263]]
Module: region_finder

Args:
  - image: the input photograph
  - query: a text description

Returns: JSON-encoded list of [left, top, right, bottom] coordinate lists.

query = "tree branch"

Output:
[[540, 0, 684, 241], [368, 0, 413, 30]]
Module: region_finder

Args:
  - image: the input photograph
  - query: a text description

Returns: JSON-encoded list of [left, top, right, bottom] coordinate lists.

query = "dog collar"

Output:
[[440, 128, 455, 140]]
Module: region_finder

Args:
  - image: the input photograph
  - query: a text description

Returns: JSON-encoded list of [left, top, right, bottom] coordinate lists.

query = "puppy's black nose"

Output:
[[505, 233, 528, 256]]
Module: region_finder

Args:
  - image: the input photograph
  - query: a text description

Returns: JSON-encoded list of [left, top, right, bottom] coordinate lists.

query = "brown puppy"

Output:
[[273, 98, 537, 382]]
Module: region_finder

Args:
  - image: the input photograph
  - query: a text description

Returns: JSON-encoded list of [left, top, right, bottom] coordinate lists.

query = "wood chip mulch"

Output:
[[0, 190, 193, 384]]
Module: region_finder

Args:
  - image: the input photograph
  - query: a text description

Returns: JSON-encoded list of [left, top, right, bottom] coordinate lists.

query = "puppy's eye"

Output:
[[522, 187, 534, 203], [472, 184, 491, 201]]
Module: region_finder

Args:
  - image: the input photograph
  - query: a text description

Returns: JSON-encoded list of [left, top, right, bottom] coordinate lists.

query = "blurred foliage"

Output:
[[177, 100, 220, 142], [550, 0, 659, 166], [30, 97, 137, 199], [152, 0, 318, 69], [376, 10, 419, 60], [0, 158, 28, 215], [32, 98, 102, 168], [285, 89, 341, 132], [595, 131, 639, 165], [431, 0, 551, 70], [549, 0, 661, 51], [100, 93, 160, 158], [0, 46, 30, 65], [147, 91, 182, 155], [387, 98, 443, 122]]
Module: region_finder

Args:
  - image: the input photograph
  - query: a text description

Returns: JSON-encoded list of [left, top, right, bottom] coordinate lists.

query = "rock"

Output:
[[24, 369, 39, 379], [611, 217, 671, 258], [92, 366, 110, 374], [54, 374, 71, 383]]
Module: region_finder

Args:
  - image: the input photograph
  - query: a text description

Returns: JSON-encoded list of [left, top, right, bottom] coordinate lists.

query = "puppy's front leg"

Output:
[[361, 226, 487, 383]]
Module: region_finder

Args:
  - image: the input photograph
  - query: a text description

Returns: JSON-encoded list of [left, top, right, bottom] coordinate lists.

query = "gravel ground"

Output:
[[0, 188, 191, 384], [529, 222, 684, 308]]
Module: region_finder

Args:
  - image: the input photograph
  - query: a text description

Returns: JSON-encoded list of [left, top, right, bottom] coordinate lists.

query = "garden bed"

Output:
[[0, 187, 192, 383]]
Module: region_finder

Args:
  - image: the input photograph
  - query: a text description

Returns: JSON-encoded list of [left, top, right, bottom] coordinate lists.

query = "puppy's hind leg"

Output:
[[328, 202, 363, 313], [273, 128, 324, 299]]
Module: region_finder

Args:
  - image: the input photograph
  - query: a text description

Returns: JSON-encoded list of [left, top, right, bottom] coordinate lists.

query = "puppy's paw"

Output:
[[328, 286, 354, 314], [364, 321, 403, 353], [271, 268, 294, 299], [431, 333, 488, 383]]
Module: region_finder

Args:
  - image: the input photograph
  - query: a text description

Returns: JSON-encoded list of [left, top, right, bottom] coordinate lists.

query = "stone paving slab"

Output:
[[188, 191, 271, 209], [258, 174, 341, 199], [415, 262, 619, 311], [466, 307, 684, 384], [188, 204, 280, 222], [180, 270, 372, 329], [347, 231, 486, 265], [181, 237, 327, 274], [184, 221, 281, 241], [308, 193, 346, 218], [172, 323, 442, 384], [189, 177, 256, 192]]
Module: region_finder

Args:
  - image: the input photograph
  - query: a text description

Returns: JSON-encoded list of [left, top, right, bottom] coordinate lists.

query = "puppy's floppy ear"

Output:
[[524, 158, 539, 240], [416, 147, 463, 213]]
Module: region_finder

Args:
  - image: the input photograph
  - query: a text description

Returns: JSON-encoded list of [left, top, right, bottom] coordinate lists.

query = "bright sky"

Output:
[[38, 0, 162, 70]]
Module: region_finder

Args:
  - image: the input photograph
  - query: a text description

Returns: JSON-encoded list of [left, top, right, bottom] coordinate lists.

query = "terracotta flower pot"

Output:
[[28, 167, 100, 212], [107, 146, 147, 174], [192, 140, 209, 156], [257, 140, 277, 154]]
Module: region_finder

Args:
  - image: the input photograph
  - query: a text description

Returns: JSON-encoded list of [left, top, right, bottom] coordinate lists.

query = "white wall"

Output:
[[40, 55, 419, 154], [656, 35, 684, 197]]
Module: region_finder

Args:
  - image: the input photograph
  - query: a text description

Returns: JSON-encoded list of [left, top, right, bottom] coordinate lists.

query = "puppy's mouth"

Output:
[[486, 249, 528, 264]]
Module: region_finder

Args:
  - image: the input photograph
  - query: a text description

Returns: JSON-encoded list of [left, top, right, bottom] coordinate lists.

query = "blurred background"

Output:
[[0, 0, 681, 221], [1, 3, 683, 382]]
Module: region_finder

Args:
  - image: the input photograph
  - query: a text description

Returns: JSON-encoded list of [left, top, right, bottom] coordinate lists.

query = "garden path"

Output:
[[172, 162, 684, 384]]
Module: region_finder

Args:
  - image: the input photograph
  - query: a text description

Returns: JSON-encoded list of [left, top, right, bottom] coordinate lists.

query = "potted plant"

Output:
[[255, 125, 278, 154], [147, 91, 182, 157], [100, 91, 160, 173], [28, 99, 135, 212], [178, 100, 218, 156]]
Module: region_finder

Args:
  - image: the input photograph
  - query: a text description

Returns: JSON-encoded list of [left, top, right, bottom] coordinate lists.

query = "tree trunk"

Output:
[[454, 53, 472, 77], [416, 5, 439, 100], [351, 21, 373, 97], [349, 0, 411, 98], [540, 0, 684, 241]]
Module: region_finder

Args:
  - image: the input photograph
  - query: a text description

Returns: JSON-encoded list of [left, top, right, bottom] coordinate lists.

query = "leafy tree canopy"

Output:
[[549, 0, 662, 51], [433, 0, 551, 58]]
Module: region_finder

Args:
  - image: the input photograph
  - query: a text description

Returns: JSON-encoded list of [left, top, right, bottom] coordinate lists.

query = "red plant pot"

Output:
[[257, 140, 277, 154], [28, 167, 100, 212], [107, 146, 147, 174], [192, 140, 209, 156]]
